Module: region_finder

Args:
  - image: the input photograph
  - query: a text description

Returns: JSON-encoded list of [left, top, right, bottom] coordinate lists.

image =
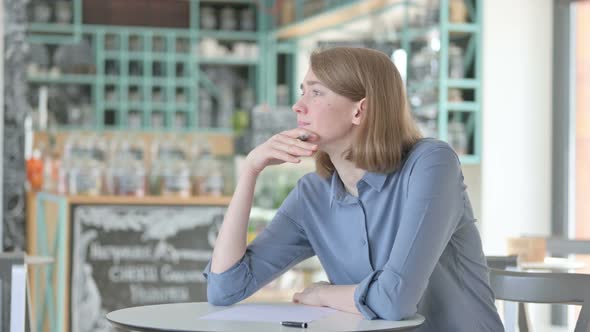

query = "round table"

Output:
[[107, 302, 425, 332]]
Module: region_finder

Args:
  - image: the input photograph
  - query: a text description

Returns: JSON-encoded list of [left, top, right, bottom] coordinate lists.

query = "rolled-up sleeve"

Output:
[[202, 255, 256, 306], [354, 147, 464, 320], [203, 187, 315, 306]]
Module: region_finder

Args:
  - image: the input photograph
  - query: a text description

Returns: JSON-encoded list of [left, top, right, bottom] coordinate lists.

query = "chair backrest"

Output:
[[489, 268, 590, 332], [546, 238, 590, 256]]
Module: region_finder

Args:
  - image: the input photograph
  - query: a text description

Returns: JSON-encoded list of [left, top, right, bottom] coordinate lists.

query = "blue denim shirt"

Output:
[[203, 139, 504, 332]]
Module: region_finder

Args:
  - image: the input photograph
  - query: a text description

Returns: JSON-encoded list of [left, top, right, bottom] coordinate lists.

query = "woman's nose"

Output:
[[292, 99, 306, 114]]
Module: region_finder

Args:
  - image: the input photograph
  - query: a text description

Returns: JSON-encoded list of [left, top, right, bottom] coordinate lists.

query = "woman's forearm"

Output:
[[320, 285, 361, 315], [210, 167, 258, 273], [210, 128, 317, 274]]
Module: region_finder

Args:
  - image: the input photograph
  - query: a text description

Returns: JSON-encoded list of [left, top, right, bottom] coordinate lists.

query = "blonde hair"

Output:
[[310, 47, 422, 178]]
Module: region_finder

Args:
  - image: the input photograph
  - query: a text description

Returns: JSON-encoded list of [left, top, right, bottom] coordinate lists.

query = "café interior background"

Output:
[[0, 0, 588, 331]]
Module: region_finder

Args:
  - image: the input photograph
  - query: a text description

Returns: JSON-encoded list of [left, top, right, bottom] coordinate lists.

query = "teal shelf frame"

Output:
[[26, 0, 82, 44], [25, 0, 482, 162], [27, 74, 95, 85], [440, 0, 482, 164], [199, 57, 259, 65], [271, 0, 483, 164], [399, 0, 482, 164], [199, 30, 259, 41], [26, 0, 270, 133]]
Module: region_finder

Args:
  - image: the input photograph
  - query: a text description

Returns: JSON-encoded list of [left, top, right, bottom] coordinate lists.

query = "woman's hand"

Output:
[[244, 128, 318, 176], [292, 281, 330, 307]]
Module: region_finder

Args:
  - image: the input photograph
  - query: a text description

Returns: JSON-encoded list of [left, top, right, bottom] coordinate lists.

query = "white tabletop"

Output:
[[107, 302, 425, 332], [520, 257, 586, 271]]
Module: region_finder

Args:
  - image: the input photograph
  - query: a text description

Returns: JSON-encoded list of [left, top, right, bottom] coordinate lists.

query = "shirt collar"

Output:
[[329, 171, 388, 207], [329, 172, 346, 207], [361, 171, 388, 192]]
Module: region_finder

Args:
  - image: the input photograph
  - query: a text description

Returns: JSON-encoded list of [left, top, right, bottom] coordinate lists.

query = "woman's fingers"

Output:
[[271, 133, 318, 155], [282, 128, 319, 141], [272, 140, 314, 157], [244, 128, 319, 174], [269, 147, 300, 164]]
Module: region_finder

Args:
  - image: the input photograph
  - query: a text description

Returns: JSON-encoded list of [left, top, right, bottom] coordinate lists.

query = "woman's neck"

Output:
[[328, 150, 365, 197]]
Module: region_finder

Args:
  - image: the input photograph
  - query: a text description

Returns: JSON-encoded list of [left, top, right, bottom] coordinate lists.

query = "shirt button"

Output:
[[361, 239, 367, 246]]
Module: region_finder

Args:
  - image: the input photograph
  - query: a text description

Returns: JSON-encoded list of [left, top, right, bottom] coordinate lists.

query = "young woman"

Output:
[[203, 47, 503, 331]]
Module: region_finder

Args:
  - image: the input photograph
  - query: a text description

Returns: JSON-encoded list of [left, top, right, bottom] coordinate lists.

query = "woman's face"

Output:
[[292, 69, 361, 151]]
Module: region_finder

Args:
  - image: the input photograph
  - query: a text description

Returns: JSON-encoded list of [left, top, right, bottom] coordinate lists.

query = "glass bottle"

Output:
[[42, 134, 62, 193], [26, 148, 44, 191]]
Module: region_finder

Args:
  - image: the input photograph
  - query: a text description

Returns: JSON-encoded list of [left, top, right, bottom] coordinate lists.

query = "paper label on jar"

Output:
[[163, 174, 190, 193], [117, 174, 145, 195]]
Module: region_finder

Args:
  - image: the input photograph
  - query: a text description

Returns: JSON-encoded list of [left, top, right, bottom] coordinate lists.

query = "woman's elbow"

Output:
[[206, 288, 240, 306], [376, 306, 416, 321], [366, 273, 419, 320], [207, 296, 237, 306], [366, 294, 417, 321]]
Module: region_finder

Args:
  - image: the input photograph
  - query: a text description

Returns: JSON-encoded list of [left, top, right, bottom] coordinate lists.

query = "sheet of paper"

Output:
[[200, 304, 337, 323]]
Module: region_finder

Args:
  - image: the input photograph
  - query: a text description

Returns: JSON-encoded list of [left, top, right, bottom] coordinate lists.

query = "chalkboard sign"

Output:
[[70, 204, 225, 332]]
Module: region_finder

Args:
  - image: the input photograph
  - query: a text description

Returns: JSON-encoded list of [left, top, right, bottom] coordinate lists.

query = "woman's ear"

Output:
[[352, 98, 366, 125]]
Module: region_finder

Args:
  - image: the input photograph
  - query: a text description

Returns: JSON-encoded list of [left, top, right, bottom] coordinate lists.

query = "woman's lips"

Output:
[[297, 121, 310, 127]]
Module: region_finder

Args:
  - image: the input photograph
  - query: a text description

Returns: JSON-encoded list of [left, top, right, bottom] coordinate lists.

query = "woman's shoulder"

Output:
[[408, 138, 457, 158], [278, 172, 330, 219], [402, 138, 460, 170], [297, 171, 331, 192]]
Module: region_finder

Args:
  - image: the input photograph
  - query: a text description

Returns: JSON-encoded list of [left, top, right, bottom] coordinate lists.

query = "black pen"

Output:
[[281, 321, 308, 328]]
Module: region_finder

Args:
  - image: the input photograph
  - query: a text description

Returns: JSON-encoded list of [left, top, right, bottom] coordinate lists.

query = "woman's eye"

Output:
[[299, 90, 321, 97]]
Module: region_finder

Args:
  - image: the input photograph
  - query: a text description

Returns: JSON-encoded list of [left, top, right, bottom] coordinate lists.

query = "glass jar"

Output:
[[151, 136, 189, 196], [191, 152, 212, 196], [199, 89, 213, 127], [240, 8, 255, 31], [448, 120, 468, 155], [68, 160, 103, 195], [205, 167, 224, 196], [220, 7, 237, 30], [55, 1, 72, 24], [149, 162, 163, 195], [33, 1, 52, 23], [113, 163, 147, 196], [161, 162, 191, 197], [449, 45, 465, 79], [200, 6, 217, 30]]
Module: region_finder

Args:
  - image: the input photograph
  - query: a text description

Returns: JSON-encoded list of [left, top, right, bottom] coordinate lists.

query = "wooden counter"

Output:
[[63, 194, 232, 206]]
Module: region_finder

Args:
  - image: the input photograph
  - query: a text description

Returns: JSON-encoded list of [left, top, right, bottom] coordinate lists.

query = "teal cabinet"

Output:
[[25, 0, 270, 134], [271, 0, 483, 164]]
